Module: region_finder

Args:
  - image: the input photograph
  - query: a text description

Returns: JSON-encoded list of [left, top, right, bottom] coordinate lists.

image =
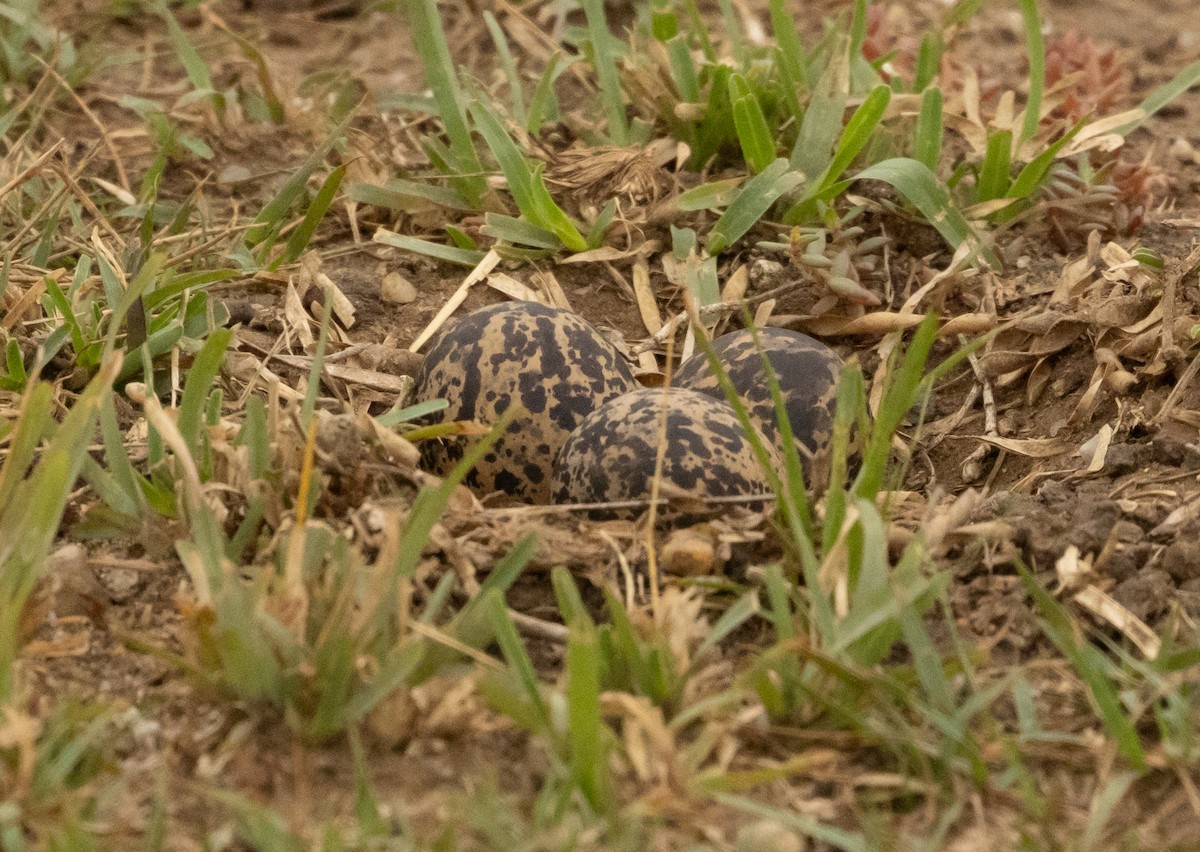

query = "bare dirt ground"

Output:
[[18, 0, 1200, 847]]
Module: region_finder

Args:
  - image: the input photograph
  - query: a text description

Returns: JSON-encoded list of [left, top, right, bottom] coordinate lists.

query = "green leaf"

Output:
[[1018, 562, 1147, 771], [1016, 0, 1044, 144], [482, 213, 562, 250], [347, 179, 471, 213], [852, 158, 996, 266], [729, 73, 776, 173], [1115, 56, 1200, 136], [404, 0, 487, 204], [579, 0, 628, 144], [706, 159, 804, 255], [372, 230, 486, 267], [912, 87, 943, 171], [675, 178, 743, 212], [275, 164, 346, 268], [976, 129, 1012, 202]]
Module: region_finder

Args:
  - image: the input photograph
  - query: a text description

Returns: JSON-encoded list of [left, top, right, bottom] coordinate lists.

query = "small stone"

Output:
[[737, 820, 806, 852], [1179, 578, 1200, 617], [97, 566, 143, 603], [749, 258, 784, 284], [217, 164, 253, 185], [1103, 442, 1147, 477], [365, 687, 417, 749], [1169, 137, 1198, 164], [662, 526, 717, 577], [1163, 538, 1200, 583], [1150, 433, 1188, 466], [381, 271, 417, 304], [1113, 570, 1175, 622], [50, 544, 108, 617]]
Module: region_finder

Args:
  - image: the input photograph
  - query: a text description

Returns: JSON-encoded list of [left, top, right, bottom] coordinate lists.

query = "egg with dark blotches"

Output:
[[416, 301, 639, 503], [674, 328, 843, 473], [551, 388, 776, 509]]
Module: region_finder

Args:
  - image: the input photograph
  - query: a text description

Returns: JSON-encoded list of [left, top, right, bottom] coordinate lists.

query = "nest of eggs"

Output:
[[415, 302, 844, 515]]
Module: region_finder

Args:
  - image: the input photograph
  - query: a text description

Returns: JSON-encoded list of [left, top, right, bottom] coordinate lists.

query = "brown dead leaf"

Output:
[[962, 435, 1074, 457], [633, 258, 663, 335]]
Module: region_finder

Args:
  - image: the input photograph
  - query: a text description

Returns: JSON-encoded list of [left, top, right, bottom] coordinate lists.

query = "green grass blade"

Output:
[[976, 129, 1013, 202], [729, 73, 776, 173], [528, 165, 587, 251], [483, 11, 526, 127], [1018, 562, 1147, 771], [482, 213, 562, 250], [913, 87, 943, 171], [769, 0, 807, 118], [404, 0, 487, 205], [821, 84, 891, 194], [176, 328, 233, 460], [853, 313, 938, 498], [852, 158, 996, 266], [469, 95, 536, 214], [706, 159, 805, 255], [485, 590, 551, 728], [245, 115, 351, 248], [275, 163, 346, 268], [1007, 123, 1082, 200], [675, 178, 743, 212], [551, 566, 592, 629], [566, 620, 611, 812], [665, 35, 700, 104], [790, 48, 849, 178], [913, 31, 943, 92], [715, 793, 869, 851], [579, 0, 628, 144], [1114, 56, 1200, 136], [347, 179, 471, 213], [158, 1, 221, 113], [373, 229, 486, 266], [1017, 0, 1044, 144], [526, 52, 570, 134], [0, 383, 53, 509]]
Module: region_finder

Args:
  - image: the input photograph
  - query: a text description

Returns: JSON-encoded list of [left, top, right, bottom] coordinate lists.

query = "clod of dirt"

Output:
[[1100, 441, 1149, 477], [1113, 570, 1175, 622], [1100, 520, 1152, 582], [1162, 532, 1200, 583], [1021, 481, 1121, 568], [1150, 432, 1191, 466], [958, 575, 1042, 657]]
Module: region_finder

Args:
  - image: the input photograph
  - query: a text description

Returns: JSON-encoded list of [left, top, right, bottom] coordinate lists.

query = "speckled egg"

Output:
[[416, 301, 639, 503], [551, 388, 775, 508], [673, 328, 843, 468]]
